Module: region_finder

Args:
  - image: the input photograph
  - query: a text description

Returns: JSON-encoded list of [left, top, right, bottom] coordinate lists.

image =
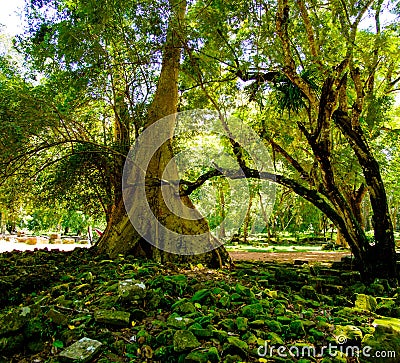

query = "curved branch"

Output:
[[296, 0, 320, 62], [276, 0, 318, 108], [180, 165, 346, 232]]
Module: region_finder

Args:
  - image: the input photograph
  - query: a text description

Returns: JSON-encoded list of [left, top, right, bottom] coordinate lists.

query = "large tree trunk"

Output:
[[273, 0, 397, 284], [333, 110, 397, 283], [96, 0, 230, 267]]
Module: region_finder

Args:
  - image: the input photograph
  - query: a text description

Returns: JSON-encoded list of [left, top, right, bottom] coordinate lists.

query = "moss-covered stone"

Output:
[[206, 346, 220, 363], [308, 328, 325, 341], [223, 336, 248, 357], [354, 293, 377, 312], [167, 313, 188, 329], [300, 285, 319, 300], [276, 316, 291, 325], [376, 298, 396, 317], [236, 316, 248, 331], [46, 309, 69, 326], [173, 330, 201, 352], [289, 320, 306, 337], [219, 318, 235, 331], [118, 279, 146, 302], [59, 337, 103, 363], [191, 289, 211, 303], [249, 319, 265, 328], [241, 331, 258, 344], [241, 303, 264, 318], [273, 303, 286, 315], [235, 283, 254, 298], [265, 319, 282, 333], [267, 331, 284, 345], [212, 329, 228, 342], [94, 309, 130, 327], [334, 325, 363, 343], [366, 282, 385, 296], [188, 326, 214, 338], [184, 350, 209, 363], [361, 317, 400, 363]]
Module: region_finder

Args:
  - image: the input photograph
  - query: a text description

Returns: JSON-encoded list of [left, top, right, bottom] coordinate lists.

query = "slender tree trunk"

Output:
[[242, 193, 253, 244], [258, 192, 272, 242], [218, 182, 226, 238], [96, 0, 230, 267]]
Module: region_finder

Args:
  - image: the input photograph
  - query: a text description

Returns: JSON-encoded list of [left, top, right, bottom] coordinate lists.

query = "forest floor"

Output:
[[0, 247, 399, 363]]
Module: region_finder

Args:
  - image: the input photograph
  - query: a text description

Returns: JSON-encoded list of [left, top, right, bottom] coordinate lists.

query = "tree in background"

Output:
[[178, 0, 399, 282]]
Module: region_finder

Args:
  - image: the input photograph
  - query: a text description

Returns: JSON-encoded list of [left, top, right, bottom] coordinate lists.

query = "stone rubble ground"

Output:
[[0, 247, 399, 362]]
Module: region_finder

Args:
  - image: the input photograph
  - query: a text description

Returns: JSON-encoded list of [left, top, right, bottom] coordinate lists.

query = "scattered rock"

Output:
[[59, 337, 102, 362], [1, 247, 397, 363], [241, 303, 264, 318], [118, 279, 146, 302], [94, 309, 130, 327], [46, 308, 69, 326], [223, 336, 248, 357], [300, 285, 319, 300], [354, 293, 377, 312], [173, 330, 201, 352], [0, 305, 41, 336], [184, 350, 209, 363], [334, 325, 363, 343], [362, 317, 400, 363]]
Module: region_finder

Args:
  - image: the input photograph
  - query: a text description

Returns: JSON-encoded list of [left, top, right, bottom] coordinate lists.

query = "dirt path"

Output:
[[229, 251, 351, 264]]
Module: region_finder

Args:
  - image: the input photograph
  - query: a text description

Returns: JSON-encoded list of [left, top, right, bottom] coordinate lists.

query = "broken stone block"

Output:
[[62, 238, 75, 244], [118, 279, 146, 302], [50, 238, 63, 244], [94, 310, 130, 327], [355, 293, 377, 312], [25, 237, 38, 245], [50, 233, 61, 240], [173, 330, 200, 352], [334, 325, 363, 343], [0, 305, 41, 336], [46, 309, 68, 326], [59, 337, 102, 362], [362, 317, 400, 363]]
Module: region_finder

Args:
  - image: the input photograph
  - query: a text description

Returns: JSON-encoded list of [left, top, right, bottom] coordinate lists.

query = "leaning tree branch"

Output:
[[267, 138, 312, 183], [179, 165, 347, 233]]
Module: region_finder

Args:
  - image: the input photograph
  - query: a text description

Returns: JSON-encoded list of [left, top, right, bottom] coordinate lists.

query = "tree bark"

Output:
[[258, 192, 271, 242], [217, 181, 226, 238], [96, 0, 230, 267], [242, 193, 253, 244], [333, 110, 397, 283]]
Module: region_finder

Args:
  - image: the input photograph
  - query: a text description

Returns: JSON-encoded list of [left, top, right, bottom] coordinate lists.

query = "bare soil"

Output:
[[229, 250, 352, 264]]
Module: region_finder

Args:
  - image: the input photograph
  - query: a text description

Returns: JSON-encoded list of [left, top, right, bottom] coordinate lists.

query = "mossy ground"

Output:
[[0, 248, 398, 362]]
